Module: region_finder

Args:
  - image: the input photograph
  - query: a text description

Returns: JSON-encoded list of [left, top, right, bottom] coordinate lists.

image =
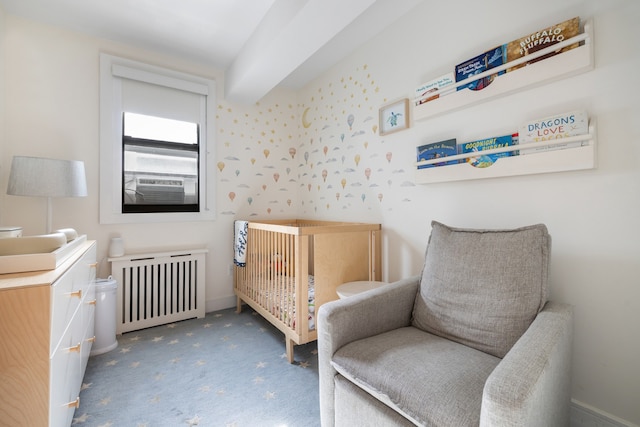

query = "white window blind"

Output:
[[120, 77, 203, 123]]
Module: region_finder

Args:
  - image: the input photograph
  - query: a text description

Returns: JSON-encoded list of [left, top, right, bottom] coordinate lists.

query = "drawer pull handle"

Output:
[[67, 343, 81, 353], [69, 290, 82, 299], [88, 299, 97, 306], [87, 336, 96, 343], [66, 397, 80, 409], [89, 262, 98, 268]]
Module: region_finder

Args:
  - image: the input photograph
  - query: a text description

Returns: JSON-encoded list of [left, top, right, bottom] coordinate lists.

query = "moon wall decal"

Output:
[[302, 107, 311, 128]]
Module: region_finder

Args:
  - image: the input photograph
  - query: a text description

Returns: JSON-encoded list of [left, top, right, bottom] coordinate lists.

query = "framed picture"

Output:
[[379, 98, 410, 136]]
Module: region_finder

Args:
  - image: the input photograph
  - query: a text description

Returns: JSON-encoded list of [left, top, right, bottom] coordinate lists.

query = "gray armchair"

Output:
[[318, 221, 573, 426]]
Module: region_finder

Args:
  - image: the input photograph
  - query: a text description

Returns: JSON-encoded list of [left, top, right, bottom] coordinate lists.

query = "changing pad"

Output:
[[0, 233, 67, 256]]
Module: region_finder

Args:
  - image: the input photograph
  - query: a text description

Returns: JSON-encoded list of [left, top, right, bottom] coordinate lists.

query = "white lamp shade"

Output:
[[7, 156, 87, 198]]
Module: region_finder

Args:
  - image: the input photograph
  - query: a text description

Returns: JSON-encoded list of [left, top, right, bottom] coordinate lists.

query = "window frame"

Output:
[[99, 53, 216, 224]]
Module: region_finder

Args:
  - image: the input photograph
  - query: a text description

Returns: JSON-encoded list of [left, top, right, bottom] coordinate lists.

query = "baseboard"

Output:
[[571, 400, 638, 427], [205, 295, 237, 313]]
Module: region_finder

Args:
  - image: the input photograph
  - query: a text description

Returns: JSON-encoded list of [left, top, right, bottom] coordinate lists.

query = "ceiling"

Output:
[[0, 0, 424, 103]]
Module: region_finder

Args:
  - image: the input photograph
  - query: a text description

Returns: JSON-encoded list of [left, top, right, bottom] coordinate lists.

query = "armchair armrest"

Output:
[[481, 301, 573, 427], [318, 275, 420, 427]]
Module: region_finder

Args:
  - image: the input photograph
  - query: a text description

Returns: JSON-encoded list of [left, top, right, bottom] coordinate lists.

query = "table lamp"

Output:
[[6, 155, 87, 233]]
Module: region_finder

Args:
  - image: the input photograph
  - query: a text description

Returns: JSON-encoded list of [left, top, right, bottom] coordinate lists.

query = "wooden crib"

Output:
[[234, 219, 381, 363]]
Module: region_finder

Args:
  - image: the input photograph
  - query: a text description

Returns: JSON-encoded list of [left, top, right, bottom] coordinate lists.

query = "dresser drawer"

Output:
[[50, 244, 97, 354], [50, 268, 82, 354], [81, 264, 96, 347], [81, 303, 96, 377], [80, 244, 97, 376], [75, 244, 97, 299], [50, 310, 83, 427]]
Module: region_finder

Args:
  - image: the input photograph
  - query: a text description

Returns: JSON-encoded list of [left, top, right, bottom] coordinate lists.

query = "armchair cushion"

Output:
[[412, 221, 550, 358], [332, 326, 500, 426]]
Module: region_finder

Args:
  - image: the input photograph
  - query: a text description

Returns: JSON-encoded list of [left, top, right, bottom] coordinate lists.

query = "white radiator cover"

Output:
[[110, 249, 207, 334]]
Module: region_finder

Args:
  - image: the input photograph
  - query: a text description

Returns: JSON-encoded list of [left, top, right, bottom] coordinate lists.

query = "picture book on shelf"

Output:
[[460, 133, 519, 168], [417, 139, 458, 169], [505, 16, 581, 72], [455, 46, 506, 91], [414, 72, 455, 105], [519, 110, 589, 155]]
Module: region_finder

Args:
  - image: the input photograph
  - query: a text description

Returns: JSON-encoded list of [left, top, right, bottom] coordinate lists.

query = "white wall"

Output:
[[296, 0, 639, 424], [0, 0, 638, 424], [0, 15, 299, 312]]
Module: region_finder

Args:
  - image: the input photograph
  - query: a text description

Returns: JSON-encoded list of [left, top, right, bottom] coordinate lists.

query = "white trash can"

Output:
[[90, 277, 118, 356]]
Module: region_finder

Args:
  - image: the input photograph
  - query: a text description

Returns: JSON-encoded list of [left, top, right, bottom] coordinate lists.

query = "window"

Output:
[[99, 54, 216, 224], [122, 113, 199, 213]]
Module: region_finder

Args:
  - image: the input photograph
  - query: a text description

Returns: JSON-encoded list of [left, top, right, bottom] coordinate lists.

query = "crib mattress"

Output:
[[254, 275, 316, 331]]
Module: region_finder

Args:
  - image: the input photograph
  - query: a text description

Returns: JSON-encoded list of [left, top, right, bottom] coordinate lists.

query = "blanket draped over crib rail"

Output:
[[233, 219, 381, 363], [234, 220, 248, 267]]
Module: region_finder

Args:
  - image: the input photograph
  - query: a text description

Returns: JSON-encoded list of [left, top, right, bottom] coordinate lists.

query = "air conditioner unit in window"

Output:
[[135, 176, 185, 204]]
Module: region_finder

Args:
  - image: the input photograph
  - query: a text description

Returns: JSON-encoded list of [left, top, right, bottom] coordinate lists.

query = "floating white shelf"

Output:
[[414, 20, 594, 121], [414, 121, 596, 184]]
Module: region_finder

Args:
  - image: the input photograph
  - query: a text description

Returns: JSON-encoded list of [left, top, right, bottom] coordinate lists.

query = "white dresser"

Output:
[[0, 240, 97, 427]]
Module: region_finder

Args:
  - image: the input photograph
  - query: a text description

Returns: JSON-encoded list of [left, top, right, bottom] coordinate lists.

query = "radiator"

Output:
[[110, 249, 207, 334]]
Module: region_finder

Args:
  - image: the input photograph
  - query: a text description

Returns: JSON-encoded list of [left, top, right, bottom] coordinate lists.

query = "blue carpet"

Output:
[[74, 308, 320, 427]]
